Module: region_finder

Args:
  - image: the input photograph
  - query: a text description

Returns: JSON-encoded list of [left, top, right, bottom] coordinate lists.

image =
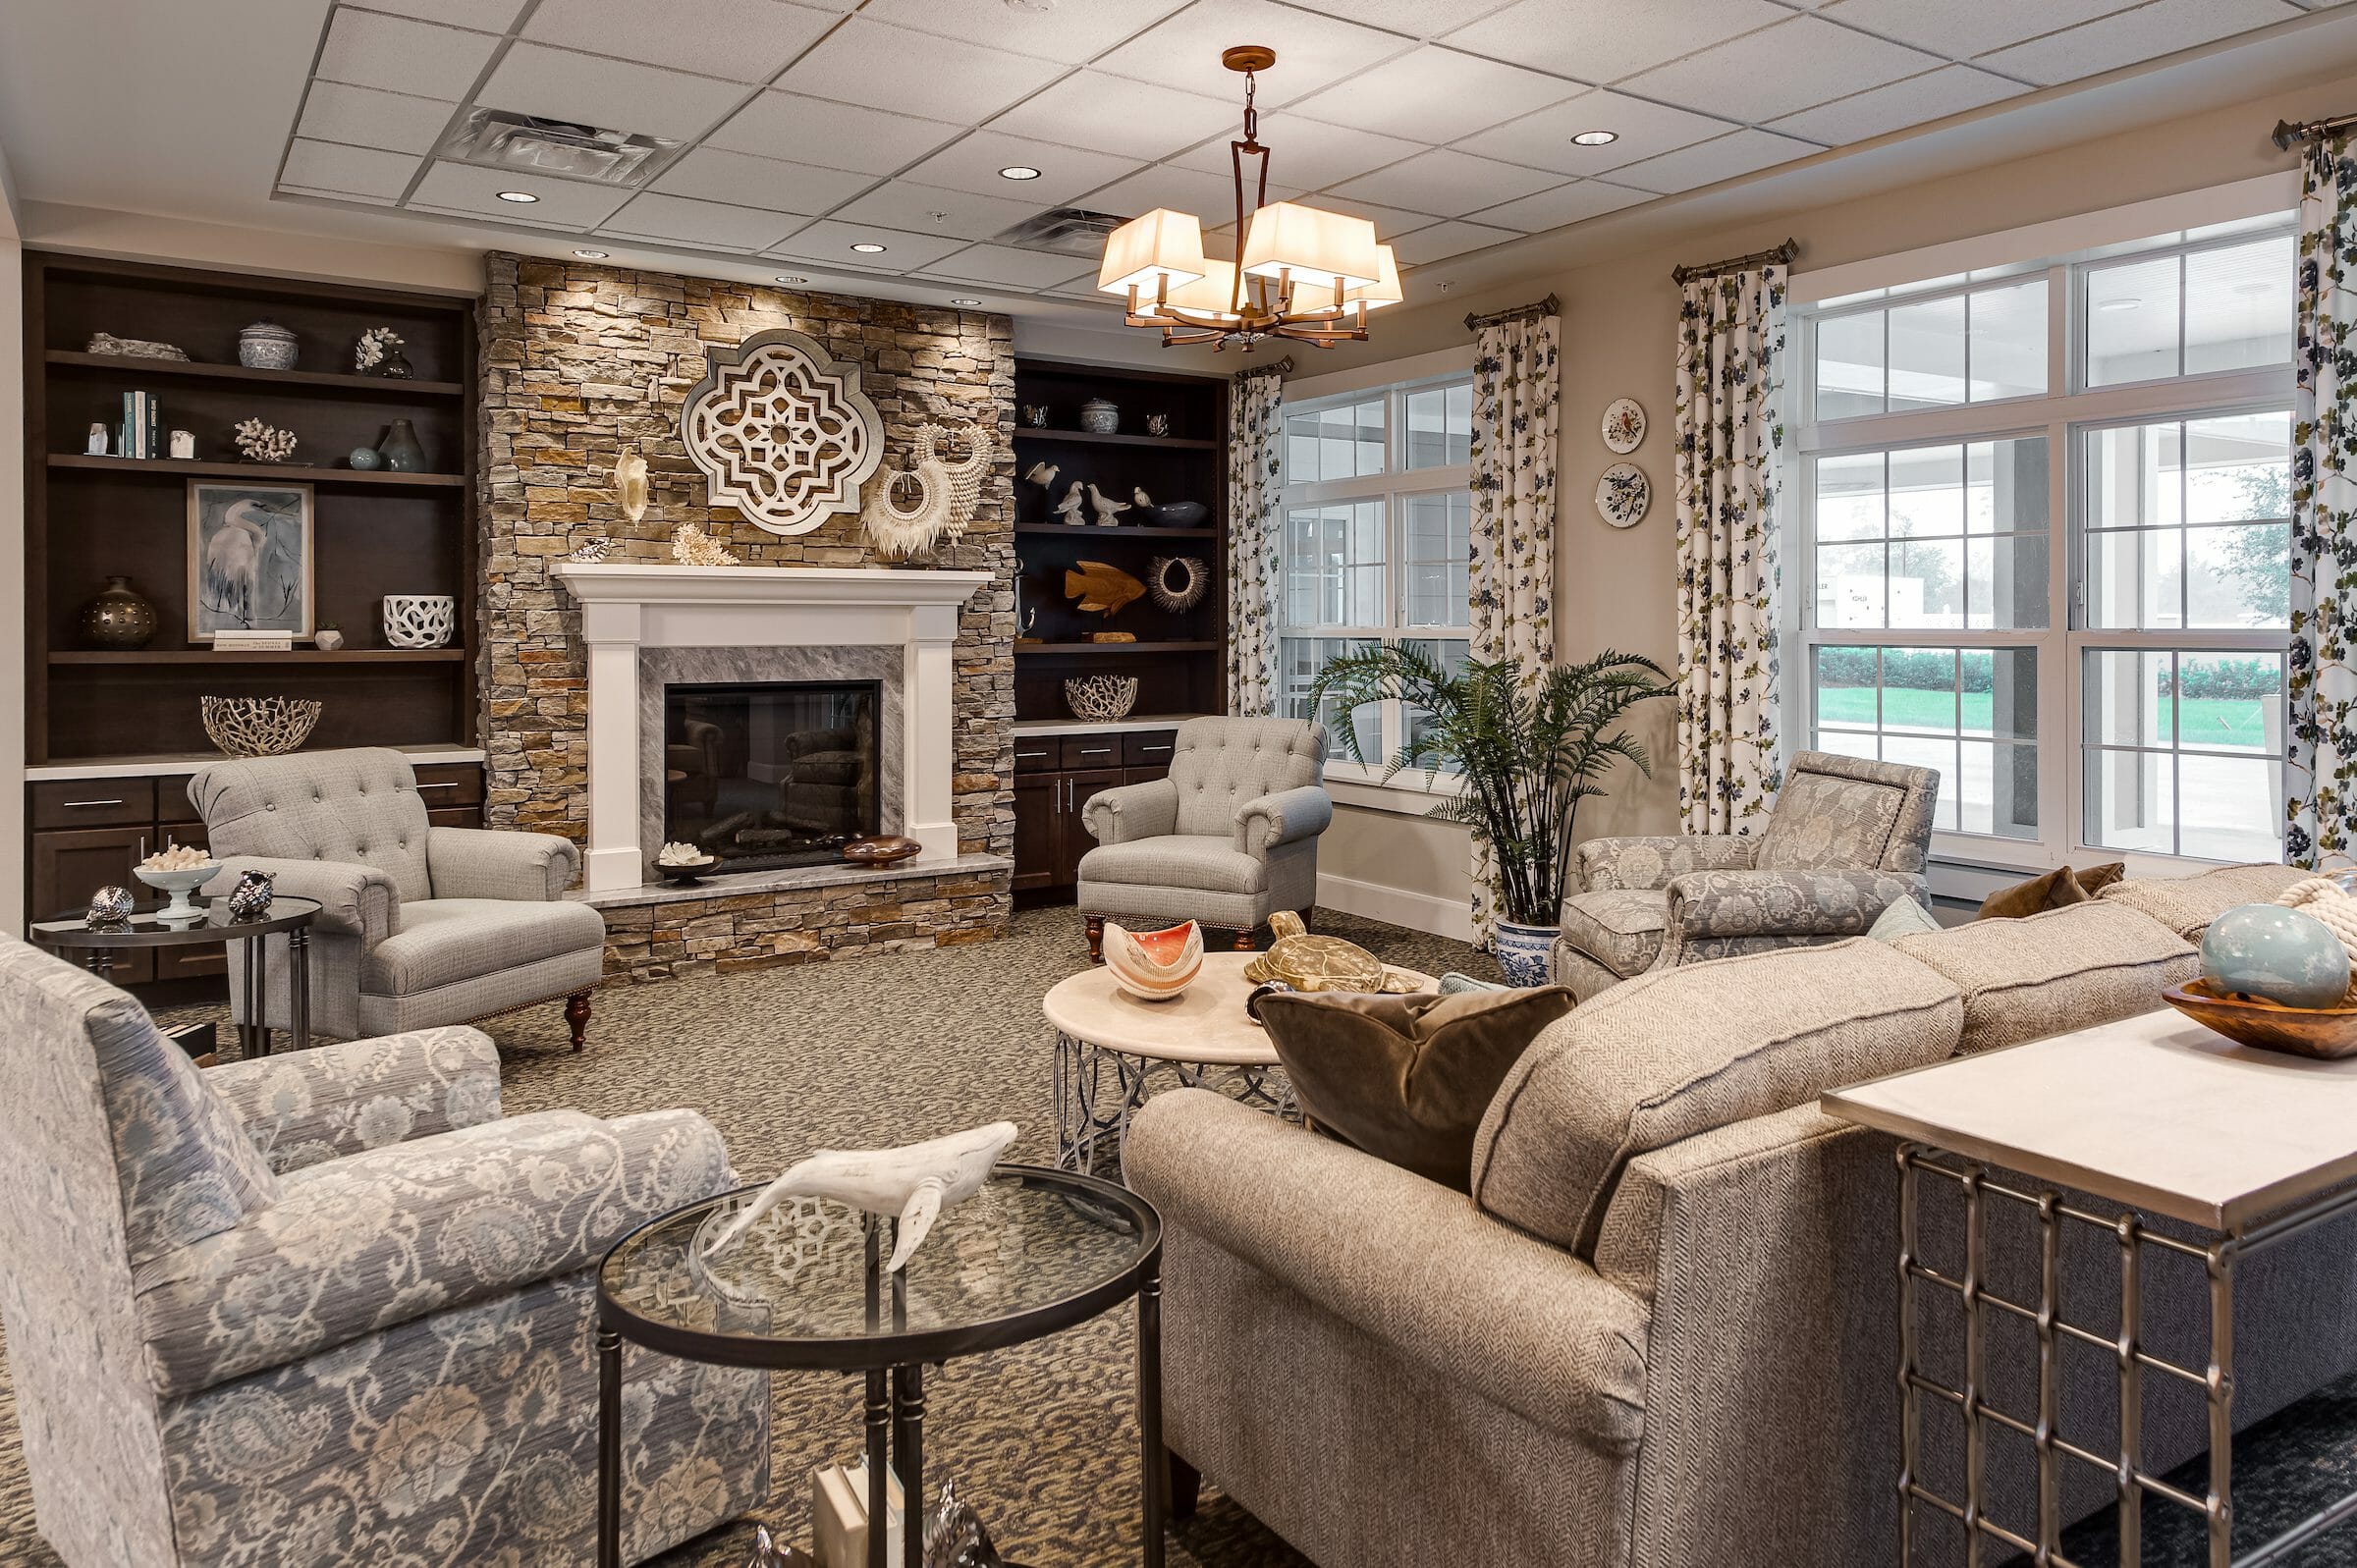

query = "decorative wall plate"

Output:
[[681, 328, 884, 536], [1602, 398, 1646, 454], [1596, 463, 1650, 527]]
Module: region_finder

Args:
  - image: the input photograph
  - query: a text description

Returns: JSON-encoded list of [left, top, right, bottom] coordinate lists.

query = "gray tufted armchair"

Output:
[[1551, 750, 1941, 1000], [191, 748, 609, 1049], [1077, 716, 1333, 954]]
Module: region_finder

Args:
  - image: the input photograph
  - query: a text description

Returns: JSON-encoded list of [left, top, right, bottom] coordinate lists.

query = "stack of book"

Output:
[[213, 628, 296, 653], [117, 391, 161, 459]]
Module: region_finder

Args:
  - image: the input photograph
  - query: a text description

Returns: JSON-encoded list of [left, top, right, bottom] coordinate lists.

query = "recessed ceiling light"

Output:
[[775, 274, 809, 284], [950, 297, 983, 306], [574, 248, 609, 259], [1570, 130, 1618, 146], [2099, 297, 2143, 312], [850, 242, 887, 253], [999, 165, 1043, 181], [495, 189, 539, 203]]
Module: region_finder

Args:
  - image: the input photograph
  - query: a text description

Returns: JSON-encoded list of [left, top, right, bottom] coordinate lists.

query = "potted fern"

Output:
[[1307, 644, 1672, 984]]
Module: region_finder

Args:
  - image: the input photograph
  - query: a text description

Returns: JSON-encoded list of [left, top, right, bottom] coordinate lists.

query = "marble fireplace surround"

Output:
[[552, 563, 991, 893]]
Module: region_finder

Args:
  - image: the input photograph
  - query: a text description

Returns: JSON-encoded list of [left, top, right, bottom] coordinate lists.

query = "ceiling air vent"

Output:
[[440, 109, 678, 186], [994, 207, 1125, 258]]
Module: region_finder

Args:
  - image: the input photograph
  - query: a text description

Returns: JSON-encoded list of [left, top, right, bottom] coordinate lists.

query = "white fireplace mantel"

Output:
[[552, 563, 991, 892]]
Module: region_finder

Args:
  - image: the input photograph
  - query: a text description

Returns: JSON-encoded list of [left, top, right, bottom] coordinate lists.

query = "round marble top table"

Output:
[[1043, 951, 1436, 1178]]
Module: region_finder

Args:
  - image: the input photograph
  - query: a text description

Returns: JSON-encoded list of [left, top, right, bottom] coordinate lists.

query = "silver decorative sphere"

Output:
[[2202, 902, 2352, 1010]]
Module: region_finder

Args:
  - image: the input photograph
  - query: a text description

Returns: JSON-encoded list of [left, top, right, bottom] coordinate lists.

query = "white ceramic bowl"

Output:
[[134, 863, 217, 919]]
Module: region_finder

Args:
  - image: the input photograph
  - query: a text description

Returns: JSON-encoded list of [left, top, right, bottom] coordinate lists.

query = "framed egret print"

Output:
[[187, 480, 314, 640]]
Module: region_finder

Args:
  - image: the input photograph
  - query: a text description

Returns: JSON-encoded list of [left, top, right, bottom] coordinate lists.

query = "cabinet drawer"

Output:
[[1060, 735, 1124, 771], [426, 805, 484, 829], [1014, 739, 1061, 775], [157, 774, 205, 827], [412, 762, 485, 806], [30, 778, 155, 830], [1124, 730, 1178, 768]]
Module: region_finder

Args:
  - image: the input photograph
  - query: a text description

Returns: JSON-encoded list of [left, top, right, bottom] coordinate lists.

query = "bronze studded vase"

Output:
[[79, 575, 157, 649]]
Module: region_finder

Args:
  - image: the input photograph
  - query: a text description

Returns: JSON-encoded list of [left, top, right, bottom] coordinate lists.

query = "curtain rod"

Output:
[[1672, 239, 1799, 286], [2274, 112, 2357, 149], [1235, 356, 1293, 379], [1464, 294, 1560, 332]]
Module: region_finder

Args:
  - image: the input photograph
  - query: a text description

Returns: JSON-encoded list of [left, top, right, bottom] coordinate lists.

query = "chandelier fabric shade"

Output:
[[1097, 208, 1208, 297], [1343, 245, 1403, 312], [1235, 202, 1383, 291]]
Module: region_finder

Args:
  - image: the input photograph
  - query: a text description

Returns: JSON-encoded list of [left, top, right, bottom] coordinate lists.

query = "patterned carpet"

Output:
[[0, 905, 1477, 1568]]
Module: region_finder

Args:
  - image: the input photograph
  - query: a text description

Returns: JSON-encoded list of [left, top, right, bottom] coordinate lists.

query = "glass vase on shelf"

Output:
[[377, 418, 426, 472]]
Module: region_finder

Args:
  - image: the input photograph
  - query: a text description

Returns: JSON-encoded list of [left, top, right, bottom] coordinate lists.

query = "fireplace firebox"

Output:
[[663, 680, 882, 872]]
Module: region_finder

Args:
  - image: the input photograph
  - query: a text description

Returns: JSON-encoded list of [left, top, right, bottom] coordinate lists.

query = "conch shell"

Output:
[[615, 451, 649, 522], [1064, 560, 1144, 617]]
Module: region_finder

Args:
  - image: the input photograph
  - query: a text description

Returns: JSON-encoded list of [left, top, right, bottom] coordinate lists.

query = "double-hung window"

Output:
[[1794, 220, 2294, 871], [1276, 373, 1474, 782]]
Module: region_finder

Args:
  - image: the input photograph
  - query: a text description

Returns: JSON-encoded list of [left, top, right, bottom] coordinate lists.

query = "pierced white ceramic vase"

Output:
[[382, 594, 456, 649]]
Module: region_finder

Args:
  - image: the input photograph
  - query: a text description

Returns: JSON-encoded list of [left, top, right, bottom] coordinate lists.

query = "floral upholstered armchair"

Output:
[[0, 932, 767, 1566], [1550, 750, 1939, 1000]]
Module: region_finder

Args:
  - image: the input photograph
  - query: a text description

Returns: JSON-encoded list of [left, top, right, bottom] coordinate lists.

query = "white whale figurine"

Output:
[[701, 1121, 1018, 1271]]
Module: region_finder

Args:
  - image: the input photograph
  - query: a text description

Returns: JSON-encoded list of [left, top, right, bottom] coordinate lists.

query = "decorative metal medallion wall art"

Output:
[[681, 328, 884, 536]]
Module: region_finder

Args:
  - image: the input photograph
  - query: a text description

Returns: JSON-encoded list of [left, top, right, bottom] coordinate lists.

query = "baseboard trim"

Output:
[[1316, 872, 1474, 945]]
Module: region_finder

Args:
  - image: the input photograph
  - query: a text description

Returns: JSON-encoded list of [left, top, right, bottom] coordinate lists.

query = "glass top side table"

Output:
[[30, 895, 323, 1057], [596, 1164, 1166, 1568]]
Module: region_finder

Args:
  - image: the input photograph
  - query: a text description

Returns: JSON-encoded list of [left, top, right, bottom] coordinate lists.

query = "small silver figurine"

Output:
[[923, 1480, 1005, 1568], [226, 869, 275, 922], [85, 885, 134, 927]]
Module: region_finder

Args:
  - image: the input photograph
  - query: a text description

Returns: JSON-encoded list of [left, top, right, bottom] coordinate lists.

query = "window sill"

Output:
[[1326, 770, 1465, 818], [1927, 838, 2281, 904]]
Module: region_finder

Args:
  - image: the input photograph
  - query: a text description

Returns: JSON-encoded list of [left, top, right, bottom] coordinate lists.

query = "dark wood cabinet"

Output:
[[30, 825, 157, 983], [1012, 773, 1062, 894], [1012, 728, 1178, 896]]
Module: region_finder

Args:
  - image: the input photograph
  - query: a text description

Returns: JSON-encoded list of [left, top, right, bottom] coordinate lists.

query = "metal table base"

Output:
[[1052, 1027, 1293, 1177]]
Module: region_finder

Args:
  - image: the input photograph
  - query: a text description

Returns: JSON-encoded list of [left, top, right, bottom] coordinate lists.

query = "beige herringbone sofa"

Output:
[[1128, 862, 2353, 1568]]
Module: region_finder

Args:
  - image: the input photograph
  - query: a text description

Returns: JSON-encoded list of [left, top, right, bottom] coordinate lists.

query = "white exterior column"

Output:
[[904, 602, 962, 860], [578, 597, 645, 893]]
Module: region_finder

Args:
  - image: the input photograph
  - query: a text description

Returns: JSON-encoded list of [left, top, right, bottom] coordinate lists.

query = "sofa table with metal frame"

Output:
[[1823, 1007, 2357, 1568], [595, 1163, 1166, 1568], [28, 895, 321, 1057]]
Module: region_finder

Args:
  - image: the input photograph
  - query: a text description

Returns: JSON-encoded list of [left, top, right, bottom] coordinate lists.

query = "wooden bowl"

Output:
[[841, 835, 921, 866], [2162, 977, 2357, 1060], [655, 856, 715, 887]]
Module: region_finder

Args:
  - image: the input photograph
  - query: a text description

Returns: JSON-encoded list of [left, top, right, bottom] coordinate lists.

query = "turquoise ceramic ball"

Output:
[[2201, 903, 2351, 1009], [349, 446, 382, 471]]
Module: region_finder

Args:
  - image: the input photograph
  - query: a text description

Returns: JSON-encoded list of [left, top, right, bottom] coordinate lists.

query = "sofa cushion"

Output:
[[1255, 985, 1576, 1190], [1893, 901, 2198, 1055], [2098, 862, 2310, 941], [361, 898, 608, 997], [1868, 895, 1941, 942], [1471, 938, 1961, 1255], [1557, 889, 1669, 980], [1977, 862, 2124, 920], [1076, 836, 1268, 895]]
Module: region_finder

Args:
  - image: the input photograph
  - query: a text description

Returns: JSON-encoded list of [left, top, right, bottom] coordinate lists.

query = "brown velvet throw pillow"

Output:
[[1255, 986, 1576, 1190], [1977, 862, 2126, 920]]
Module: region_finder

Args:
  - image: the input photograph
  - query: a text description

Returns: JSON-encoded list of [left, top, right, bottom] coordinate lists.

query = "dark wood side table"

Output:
[[30, 895, 323, 1058]]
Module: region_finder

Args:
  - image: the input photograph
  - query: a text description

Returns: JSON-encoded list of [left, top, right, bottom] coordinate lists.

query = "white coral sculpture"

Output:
[[232, 418, 297, 464], [672, 521, 740, 566]]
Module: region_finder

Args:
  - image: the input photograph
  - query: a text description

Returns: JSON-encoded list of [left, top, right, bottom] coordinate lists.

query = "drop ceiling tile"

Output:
[[1618, 16, 1945, 124], [281, 185, 402, 208], [828, 181, 1044, 242], [297, 81, 459, 155], [1605, 128, 1822, 193], [650, 145, 875, 214], [337, 0, 526, 30], [1817, 0, 2141, 57], [900, 130, 1141, 206], [1078, 163, 1304, 223], [1093, 0, 1409, 106], [766, 219, 970, 272], [408, 201, 588, 232], [1329, 148, 1563, 218], [989, 72, 1243, 163], [409, 159, 633, 224], [1445, 0, 1793, 84], [474, 44, 747, 141], [1170, 114, 1424, 190], [775, 18, 1064, 122], [1281, 0, 1525, 36], [859, 0, 1190, 65], [1977, 0, 2302, 85], [1288, 46, 1582, 143], [521, 0, 837, 81], [1466, 179, 1650, 232], [280, 138, 420, 199], [1453, 89, 1738, 177], [1303, 196, 1444, 237], [918, 244, 1099, 289], [598, 191, 806, 250], [1766, 64, 2024, 143], [704, 92, 961, 175], [315, 10, 502, 97], [1391, 220, 1518, 266]]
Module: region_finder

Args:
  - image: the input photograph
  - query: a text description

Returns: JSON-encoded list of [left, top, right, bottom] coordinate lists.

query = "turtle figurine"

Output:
[[1242, 910, 1418, 994]]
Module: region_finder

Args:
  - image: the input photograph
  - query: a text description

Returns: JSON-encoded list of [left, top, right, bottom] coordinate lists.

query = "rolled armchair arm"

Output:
[[204, 856, 398, 943], [1665, 868, 1927, 944], [1081, 778, 1178, 845], [1126, 1090, 1648, 1452], [1576, 834, 1758, 893], [135, 1106, 733, 1398], [1233, 784, 1333, 856], [426, 825, 577, 900], [205, 1025, 504, 1174]]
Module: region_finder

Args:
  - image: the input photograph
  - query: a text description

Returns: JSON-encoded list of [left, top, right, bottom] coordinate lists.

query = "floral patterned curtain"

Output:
[[1673, 264, 1787, 836], [1227, 365, 1285, 715], [2290, 135, 2357, 870], [1468, 307, 1561, 946]]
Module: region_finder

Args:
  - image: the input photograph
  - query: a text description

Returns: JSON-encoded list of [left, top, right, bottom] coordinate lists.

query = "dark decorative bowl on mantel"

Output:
[[655, 854, 717, 888], [843, 835, 921, 867], [1135, 501, 1208, 528]]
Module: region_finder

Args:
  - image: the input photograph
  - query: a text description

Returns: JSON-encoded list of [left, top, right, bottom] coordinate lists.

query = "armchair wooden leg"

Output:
[[1232, 927, 1255, 952], [1085, 913, 1105, 963], [1168, 1449, 1201, 1521], [565, 991, 593, 1052]]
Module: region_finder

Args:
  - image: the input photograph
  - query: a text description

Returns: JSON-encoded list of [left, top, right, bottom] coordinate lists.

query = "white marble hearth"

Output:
[[552, 563, 991, 893]]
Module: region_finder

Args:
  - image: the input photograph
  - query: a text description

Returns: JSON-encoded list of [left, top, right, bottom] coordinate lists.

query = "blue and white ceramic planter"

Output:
[[1492, 920, 1558, 988]]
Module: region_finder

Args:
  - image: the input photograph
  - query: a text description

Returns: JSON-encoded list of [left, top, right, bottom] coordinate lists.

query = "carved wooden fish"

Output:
[[1064, 560, 1144, 617]]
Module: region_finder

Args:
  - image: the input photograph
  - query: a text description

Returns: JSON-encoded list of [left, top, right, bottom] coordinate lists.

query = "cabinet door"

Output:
[[1013, 773, 1063, 892], [153, 823, 226, 983], [1060, 769, 1127, 887], [30, 827, 157, 985]]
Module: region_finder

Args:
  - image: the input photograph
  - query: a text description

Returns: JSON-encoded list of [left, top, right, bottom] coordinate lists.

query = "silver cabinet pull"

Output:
[[64, 798, 127, 808], [1140, 744, 1172, 754], [417, 782, 460, 791], [1079, 746, 1114, 757]]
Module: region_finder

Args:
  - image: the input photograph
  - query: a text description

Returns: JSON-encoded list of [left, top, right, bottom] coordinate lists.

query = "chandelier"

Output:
[[1097, 45, 1401, 351]]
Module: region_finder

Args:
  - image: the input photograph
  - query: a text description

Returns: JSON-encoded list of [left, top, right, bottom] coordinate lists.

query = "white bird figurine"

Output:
[[1088, 483, 1131, 525], [701, 1121, 1018, 1272], [1053, 481, 1087, 524], [1023, 460, 1060, 488], [1131, 486, 1153, 508]]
